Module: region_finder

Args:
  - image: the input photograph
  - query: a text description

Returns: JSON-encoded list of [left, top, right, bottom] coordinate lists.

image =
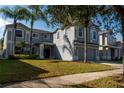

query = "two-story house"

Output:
[[53, 23, 99, 61], [99, 31, 122, 60], [2, 23, 54, 59]]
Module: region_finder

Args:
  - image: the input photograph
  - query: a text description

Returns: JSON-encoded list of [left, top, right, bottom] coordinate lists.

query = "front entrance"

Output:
[[111, 48, 115, 60], [44, 46, 51, 58]]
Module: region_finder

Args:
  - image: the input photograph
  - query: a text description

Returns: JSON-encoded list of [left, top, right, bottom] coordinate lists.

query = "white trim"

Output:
[[15, 29, 24, 38], [77, 27, 83, 38], [7, 30, 12, 41], [43, 34, 50, 40], [25, 32, 30, 43], [32, 33, 39, 39], [40, 44, 44, 59], [92, 31, 97, 41]]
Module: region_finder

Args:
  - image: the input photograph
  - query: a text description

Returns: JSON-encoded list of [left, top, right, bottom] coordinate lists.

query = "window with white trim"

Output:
[[16, 30, 23, 37], [26, 33, 29, 42], [44, 34, 50, 40], [8, 31, 12, 40], [32, 33, 39, 39], [92, 31, 97, 40], [78, 27, 83, 38]]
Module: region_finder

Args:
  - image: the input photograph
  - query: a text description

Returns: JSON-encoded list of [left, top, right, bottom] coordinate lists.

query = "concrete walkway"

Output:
[[2, 63, 123, 88]]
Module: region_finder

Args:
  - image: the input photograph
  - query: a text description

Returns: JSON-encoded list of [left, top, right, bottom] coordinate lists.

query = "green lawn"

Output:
[[0, 59, 112, 84], [66, 75, 124, 88]]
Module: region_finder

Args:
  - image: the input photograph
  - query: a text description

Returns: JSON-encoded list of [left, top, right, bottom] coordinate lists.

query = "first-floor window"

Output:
[[8, 31, 12, 40], [74, 47, 78, 56], [26, 33, 29, 42]]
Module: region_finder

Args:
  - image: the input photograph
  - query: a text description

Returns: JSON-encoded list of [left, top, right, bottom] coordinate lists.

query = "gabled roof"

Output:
[[3, 23, 52, 36]]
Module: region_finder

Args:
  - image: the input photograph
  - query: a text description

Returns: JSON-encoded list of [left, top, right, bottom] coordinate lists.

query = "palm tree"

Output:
[[0, 6, 29, 55], [24, 5, 48, 55]]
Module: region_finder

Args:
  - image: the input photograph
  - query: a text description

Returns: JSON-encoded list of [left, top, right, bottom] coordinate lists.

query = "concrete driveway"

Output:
[[1, 62, 123, 88]]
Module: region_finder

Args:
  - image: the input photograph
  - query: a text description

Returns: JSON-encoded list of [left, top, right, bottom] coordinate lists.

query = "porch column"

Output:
[[40, 44, 44, 59], [118, 48, 120, 59], [96, 49, 100, 60]]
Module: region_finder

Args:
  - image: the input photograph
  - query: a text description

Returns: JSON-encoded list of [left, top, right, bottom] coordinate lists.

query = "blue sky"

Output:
[[0, 5, 57, 39], [0, 17, 56, 39], [0, 5, 122, 42]]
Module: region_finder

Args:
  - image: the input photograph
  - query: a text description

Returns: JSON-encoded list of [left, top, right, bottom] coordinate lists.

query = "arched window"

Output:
[[16, 30, 22, 37]]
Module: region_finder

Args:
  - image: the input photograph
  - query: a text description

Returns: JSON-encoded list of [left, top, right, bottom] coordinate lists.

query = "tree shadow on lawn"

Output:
[[0, 59, 49, 85]]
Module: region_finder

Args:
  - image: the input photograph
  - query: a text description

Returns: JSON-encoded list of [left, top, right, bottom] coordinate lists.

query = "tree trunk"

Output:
[[84, 27, 87, 63], [30, 19, 34, 55], [121, 21, 124, 79], [13, 19, 17, 55], [113, 6, 124, 79]]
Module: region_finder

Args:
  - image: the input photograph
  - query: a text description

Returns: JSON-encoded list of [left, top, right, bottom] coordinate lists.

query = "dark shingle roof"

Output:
[[3, 23, 52, 36]]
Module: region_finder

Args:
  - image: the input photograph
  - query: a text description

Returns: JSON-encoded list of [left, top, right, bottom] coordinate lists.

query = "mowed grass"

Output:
[[66, 75, 124, 88], [0, 59, 112, 84]]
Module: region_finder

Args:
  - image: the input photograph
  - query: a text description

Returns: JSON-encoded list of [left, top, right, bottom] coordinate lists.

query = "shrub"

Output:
[[8, 54, 39, 59], [28, 54, 39, 59]]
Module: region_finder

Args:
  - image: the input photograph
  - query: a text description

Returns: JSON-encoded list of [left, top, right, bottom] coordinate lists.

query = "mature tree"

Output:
[[0, 6, 29, 55], [92, 5, 124, 78], [111, 6, 124, 78], [24, 5, 48, 55], [46, 5, 101, 63]]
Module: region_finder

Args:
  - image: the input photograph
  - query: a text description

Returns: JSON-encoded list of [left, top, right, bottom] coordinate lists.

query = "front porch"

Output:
[[99, 45, 121, 60], [40, 43, 55, 59]]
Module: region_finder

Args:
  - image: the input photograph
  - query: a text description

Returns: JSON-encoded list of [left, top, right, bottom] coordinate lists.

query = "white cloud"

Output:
[[0, 18, 12, 38], [0, 18, 11, 29]]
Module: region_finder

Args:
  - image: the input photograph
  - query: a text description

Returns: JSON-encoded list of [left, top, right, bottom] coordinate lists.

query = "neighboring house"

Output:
[[99, 31, 122, 60], [53, 23, 99, 61]]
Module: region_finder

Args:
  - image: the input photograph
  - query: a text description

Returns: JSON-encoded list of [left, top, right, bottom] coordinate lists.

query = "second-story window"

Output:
[[32, 33, 39, 39], [44, 34, 50, 40], [16, 30, 22, 37], [64, 29, 68, 36], [78, 27, 83, 37], [93, 31, 97, 40], [57, 32, 59, 39]]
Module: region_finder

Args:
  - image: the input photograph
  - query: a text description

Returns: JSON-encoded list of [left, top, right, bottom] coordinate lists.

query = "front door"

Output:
[[44, 47, 50, 58], [111, 48, 115, 60]]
